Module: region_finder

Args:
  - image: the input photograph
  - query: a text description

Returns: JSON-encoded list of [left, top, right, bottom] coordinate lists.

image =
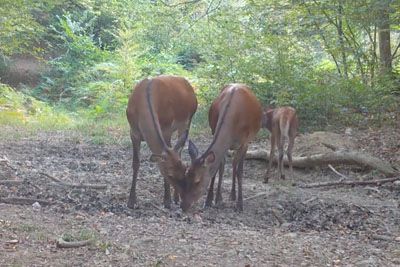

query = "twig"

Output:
[[299, 177, 400, 188], [328, 164, 350, 180], [370, 234, 400, 243], [39, 172, 107, 190], [271, 208, 285, 225], [50, 182, 108, 190], [0, 197, 53, 206], [39, 172, 64, 183], [364, 186, 381, 194], [149, 202, 170, 215], [0, 180, 23, 185], [302, 197, 317, 205], [244, 192, 268, 202], [0, 156, 17, 171], [56, 238, 92, 248], [0, 179, 42, 191]]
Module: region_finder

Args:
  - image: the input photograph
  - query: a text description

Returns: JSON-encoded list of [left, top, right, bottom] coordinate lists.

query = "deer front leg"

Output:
[[205, 173, 216, 208], [215, 157, 225, 205], [163, 177, 172, 209]]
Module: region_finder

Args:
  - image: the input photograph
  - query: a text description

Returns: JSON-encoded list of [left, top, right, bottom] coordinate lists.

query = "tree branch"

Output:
[[158, 0, 200, 7], [39, 172, 107, 190], [299, 177, 399, 188]]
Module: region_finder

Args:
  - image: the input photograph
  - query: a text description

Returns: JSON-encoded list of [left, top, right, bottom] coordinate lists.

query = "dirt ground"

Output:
[[0, 127, 399, 266]]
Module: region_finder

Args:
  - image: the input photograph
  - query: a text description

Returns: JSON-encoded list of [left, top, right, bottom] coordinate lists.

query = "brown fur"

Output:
[[126, 75, 197, 209], [262, 107, 298, 182], [180, 84, 262, 212]]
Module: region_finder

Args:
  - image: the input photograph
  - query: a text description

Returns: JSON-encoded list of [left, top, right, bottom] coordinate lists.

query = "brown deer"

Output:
[[126, 75, 197, 209], [262, 106, 298, 183], [179, 84, 262, 212]]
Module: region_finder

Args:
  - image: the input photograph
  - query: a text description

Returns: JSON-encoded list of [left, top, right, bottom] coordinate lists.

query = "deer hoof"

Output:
[[127, 197, 137, 209]]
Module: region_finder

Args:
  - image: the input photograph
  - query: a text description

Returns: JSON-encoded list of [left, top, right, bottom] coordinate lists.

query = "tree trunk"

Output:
[[378, 0, 392, 74], [337, 0, 348, 78]]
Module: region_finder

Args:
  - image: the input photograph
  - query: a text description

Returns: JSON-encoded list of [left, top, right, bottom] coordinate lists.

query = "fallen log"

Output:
[[231, 150, 398, 177], [299, 177, 399, 188]]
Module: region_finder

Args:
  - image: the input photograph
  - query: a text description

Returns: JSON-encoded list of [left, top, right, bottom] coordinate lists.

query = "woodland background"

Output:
[[1, 0, 400, 134]]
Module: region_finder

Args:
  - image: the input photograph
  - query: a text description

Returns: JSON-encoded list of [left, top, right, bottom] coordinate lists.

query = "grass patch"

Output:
[[61, 228, 97, 242]]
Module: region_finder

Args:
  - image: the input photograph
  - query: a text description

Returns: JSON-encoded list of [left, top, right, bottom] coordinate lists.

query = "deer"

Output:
[[126, 75, 198, 209], [178, 84, 262, 212], [262, 106, 298, 183]]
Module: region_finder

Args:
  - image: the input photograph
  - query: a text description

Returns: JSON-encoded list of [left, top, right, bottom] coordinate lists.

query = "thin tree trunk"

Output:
[[337, 0, 348, 78], [378, 0, 392, 74]]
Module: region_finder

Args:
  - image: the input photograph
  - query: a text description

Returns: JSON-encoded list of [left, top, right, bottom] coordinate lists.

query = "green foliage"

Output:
[[0, 83, 73, 128], [1, 0, 399, 137]]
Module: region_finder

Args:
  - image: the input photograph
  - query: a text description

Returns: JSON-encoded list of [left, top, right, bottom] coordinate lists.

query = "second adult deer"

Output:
[[179, 84, 262, 212], [262, 106, 298, 183]]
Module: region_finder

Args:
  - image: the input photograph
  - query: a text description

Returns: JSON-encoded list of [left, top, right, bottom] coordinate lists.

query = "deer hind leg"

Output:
[[278, 134, 285, 180], [287, 137, 294, 179], [235, 145, 248, 212], [127, 129, 141, 209], [162, 130, 175, 208], [264, 134, 276, 183], [230, 153, 237, 201], [215, 156, 225, 205]]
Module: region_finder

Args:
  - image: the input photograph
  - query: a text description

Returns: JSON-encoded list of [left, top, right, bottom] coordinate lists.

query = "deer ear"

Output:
[[150, 151, 168, 163], [150, 154, 162, 162], [188, 139, 198, 162]]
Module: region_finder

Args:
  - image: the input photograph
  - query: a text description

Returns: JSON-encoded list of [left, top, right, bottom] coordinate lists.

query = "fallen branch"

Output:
[[0, 197, 53, 206], [0, 180, 23, 185], [328, 164, 350, 180], [233, 150, 398, 177], [149, 202, 170, 215], [0, 156, 17, 171], [56, 238, 92, 248], [244, 192, 269, 202], [299, 177, 399, 188], [0, 180, 42, 190], [271, 208, 285, 225], [39, 172, 107, 190], [370, 234, 400, 243]]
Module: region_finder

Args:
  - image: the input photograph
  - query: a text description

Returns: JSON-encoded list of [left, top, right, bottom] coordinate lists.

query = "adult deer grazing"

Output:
[[262, 106, 298, 183], [179, 84, 262, 212], [126, 75, 197, 209]]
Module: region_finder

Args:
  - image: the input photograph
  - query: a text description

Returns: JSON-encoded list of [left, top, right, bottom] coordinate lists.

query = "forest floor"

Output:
[[0, 126, 399, 266]]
